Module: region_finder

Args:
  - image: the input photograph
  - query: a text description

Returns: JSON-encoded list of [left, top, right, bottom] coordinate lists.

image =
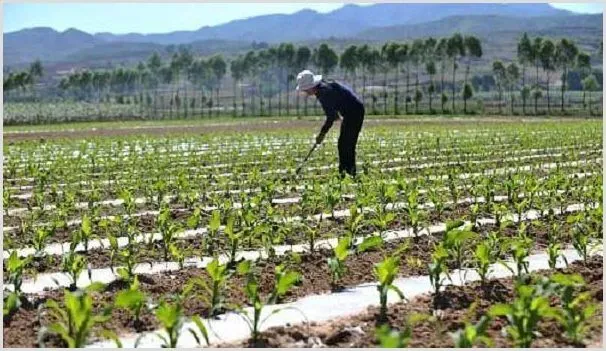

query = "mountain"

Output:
[[326, 3, 571, 27], [89, 3, 573, 45], [358, 13, 602, 69], [4, 3, 598, 68], [4, 27, 102, 65], [357, 13, 603, 41], [92, 9, 363, 45]]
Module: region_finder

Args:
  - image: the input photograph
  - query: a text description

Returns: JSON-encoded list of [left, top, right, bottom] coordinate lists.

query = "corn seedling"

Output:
[[39, 283, 111, 348], [236, 260, 303, 346], [185, 258, 231, 318], [374, 255, 405, 323], [550, 273, 598, 344], [327, 236, 351, 291], [450, 316, 493, 347], [115, 275, 148, 329], [489, 283, 559, 347]]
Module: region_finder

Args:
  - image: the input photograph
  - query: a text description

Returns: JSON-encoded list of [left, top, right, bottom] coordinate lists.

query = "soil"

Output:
[[5, 117, 585, 142], [6, 191, 481, 245], [220, 255, 603, 348], [4, 222, 600, 348], [2, 203, 464, 277], [6, 149, 597, 203], [3, 234, 437, 348], [3, 204, 587, 279], [5, 147, 598, 191]]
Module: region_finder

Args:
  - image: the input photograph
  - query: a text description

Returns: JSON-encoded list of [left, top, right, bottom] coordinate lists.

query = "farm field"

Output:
[[2, 117, 603, 348]]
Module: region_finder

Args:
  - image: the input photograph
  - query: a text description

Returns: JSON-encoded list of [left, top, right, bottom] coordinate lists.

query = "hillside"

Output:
[[4, 3, 580, 67], [357, 13, 602, 41]]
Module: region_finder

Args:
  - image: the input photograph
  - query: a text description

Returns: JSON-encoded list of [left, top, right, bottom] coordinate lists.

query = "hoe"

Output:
[[295, 142, 319, 175]]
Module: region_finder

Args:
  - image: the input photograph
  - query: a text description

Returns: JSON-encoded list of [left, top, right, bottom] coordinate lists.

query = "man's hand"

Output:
[[316, 132, 326, 145]]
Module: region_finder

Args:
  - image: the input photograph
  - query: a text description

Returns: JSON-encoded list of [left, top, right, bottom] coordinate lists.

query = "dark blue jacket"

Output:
[[316, 80, 364, 135]]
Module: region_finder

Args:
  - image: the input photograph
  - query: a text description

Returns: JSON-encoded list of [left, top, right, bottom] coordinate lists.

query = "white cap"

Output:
[[296, 70, 322, 91]]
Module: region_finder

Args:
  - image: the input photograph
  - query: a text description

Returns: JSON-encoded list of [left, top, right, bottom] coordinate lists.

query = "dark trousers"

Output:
[[338, 108, 364, 177]]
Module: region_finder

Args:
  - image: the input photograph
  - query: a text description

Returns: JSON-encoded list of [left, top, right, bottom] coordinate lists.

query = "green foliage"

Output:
[[327, 236, 351, 291], [236, 260, 300, 346], [115, 276, 147, 325], [450, 316, 493, 347], [501, 236, 532, 282], [41, 284, 111, 348], [443, 221, 476, 269], [376, 324, 411, 348], [472, 242, 493, 286], [268, 264, 302, 304], [185, 258, 231, 318], [61, 251, 88, 291], [428, 243, 450, 308], [154, 299, 183, 348], [5, 251, 31, 296], [549, 273, 598, 344], [489, 283, 559, 347], [374, 255, 405, 322]]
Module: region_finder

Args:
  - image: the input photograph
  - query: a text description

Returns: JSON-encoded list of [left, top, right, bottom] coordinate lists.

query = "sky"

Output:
[[4, 2, 603, 34]]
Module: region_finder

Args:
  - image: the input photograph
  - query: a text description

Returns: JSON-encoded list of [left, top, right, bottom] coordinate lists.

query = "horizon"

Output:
[[4, 2, 603, 35]]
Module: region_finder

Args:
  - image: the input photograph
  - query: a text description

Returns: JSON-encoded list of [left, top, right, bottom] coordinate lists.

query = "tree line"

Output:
[[3, 33, 602, 122]]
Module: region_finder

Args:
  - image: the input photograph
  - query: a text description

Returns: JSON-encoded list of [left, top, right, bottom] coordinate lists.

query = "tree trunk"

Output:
[[216, 85, 221, 117], [441, 60, 446, 113], [200, 89, 208, 118], [250, 80, 255, 116], [464, 60, 470, 114], [278, 70, 282, 116], [372, 73, 378, 114], [382, 70, 387, 115], [534, 63, 539, 115], [498, 88, 502, 115], [394, 65, 399, 115], [451, 58, 457, 113], [259, 81, 264, 116], [429, 77, 433, 112], [522, 64, 526, 115], [184, 75, 188, 119], [285, 78, 290, 117], [414, 64, 419, 114], [561, 66, 566, 113], [546, 75, 550, 115], [233, 80, 237, 117], [154, 87, 158, 119], [510, 85, 514, 115], [405, 63, 410, 114], [268, 89, 272, 117], [362, 70, 367, 105], [241, 84, 246, 117]]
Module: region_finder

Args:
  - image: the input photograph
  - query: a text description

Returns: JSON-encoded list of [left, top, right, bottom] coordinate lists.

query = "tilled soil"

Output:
[[4, 203, 577, 279], [7, 151, 597, 199], [5, 117, 586, 142], [3, 234, 438, 348], [6, 150, 597, 193], [3, 184, 589, 248], [221, 255, 603, 348], [4, 195, 481, 247]]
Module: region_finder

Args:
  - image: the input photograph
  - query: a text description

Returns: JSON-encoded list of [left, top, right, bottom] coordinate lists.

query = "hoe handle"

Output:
[[296, 143, 318, 174]]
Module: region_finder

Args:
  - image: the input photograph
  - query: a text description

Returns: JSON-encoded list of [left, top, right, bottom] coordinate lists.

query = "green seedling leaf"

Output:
[[357, 236, 383, 253]]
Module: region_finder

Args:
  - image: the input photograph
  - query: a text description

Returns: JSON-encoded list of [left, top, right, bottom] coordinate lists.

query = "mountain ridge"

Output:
[[4, 3, 600, 68]]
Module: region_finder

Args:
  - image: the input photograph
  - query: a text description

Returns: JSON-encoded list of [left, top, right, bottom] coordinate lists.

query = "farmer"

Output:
[[296, 69, 365, 177]]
